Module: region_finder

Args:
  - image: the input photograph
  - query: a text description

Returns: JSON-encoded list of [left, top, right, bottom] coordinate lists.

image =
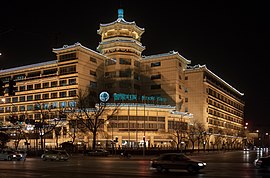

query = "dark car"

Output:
[[149, 153, 206, 173], [88, 149, 109, 156], [41, 150, 70, 161], [254, 155, 270, 170], [0, 150, 25, 161]]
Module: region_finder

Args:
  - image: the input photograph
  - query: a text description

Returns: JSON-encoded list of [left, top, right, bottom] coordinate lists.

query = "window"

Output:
[[35, 83, 41, 89], [19, 96, 25, 102], [27, 85, 33, 90], [69, 90, 76, 97], [14, 74, 25, 81], [28, 71, 41, 78], [90, 57, 97, 63], [59, 65, 76, 75], [43, 68, 57, 75], [43, 82, 49, 88], [151, 74, 161, 80], [105, 58, 116, 66], [119, 58, 131, 65], [27, 105, 33, 111], [34, 94, 41, 100], [151, 62, 161, 67], [69, 79, 76, 85], [12, 97, 18, 103], [59, 91, 67, 98], [51, 81, 58, 87], [59, 53, 76, 62], [90, 70, 97, 76], [43, 94, 49, 99], [90, 81, 97, 88], [19, 86, 25, 91], [151, 85, 161, 90], [60, 80, 67, 86], [27, 95, 33, 101], [51, 93, 58, 99], [105, 72, 116, 78], [19, 106, 25, 111]]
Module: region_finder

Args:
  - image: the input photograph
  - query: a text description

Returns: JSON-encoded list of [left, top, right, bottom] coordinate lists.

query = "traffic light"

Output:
[[143, 136, 145, 142], [0, 80, 4, 96], [115, 136, 118, 143], [8, 78, 16, 96]]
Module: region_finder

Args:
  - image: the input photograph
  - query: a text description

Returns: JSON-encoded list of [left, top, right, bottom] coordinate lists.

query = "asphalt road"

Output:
[[0, 150, 269, 178]]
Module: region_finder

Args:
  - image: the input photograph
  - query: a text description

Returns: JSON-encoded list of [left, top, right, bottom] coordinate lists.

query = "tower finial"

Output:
[[118, 9, 124, 19]]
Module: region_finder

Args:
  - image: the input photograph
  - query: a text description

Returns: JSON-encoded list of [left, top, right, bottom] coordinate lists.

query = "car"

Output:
[[41, 149, 70, 161], [87, 149, 109, 157], [0, 150, 23, 161], [254, 155, 270, 170], [149, 153, 206, 173]]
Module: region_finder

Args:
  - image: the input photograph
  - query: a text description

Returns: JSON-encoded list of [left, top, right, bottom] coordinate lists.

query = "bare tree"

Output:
[[32, 102, 67, 151], [168, 118, 188, 151], [70, 89, 120, 150], [187, 119, 206, 152]]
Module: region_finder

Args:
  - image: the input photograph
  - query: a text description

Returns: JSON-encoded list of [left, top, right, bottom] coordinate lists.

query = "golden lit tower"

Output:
[[97, 9, 145, 94]]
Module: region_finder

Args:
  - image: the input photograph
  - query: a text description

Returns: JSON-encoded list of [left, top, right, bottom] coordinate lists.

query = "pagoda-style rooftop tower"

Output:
[[97, 9, 145, 58]]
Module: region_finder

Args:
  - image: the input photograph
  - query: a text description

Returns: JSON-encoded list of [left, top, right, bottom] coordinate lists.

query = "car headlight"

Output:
[[198, 162, 206, 166]]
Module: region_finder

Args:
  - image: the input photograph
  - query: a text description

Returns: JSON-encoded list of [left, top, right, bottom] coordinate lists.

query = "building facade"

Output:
[[0, 9, 244, 150]]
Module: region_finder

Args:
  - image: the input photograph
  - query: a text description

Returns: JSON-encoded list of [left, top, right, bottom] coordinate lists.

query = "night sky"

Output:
[[0, 1, 269, 131]]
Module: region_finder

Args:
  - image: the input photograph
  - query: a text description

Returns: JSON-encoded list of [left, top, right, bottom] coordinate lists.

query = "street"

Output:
[[0, 150, 269, 178]]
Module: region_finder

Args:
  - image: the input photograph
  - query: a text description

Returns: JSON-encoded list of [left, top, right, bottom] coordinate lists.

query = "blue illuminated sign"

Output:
[[113, 93, 167, 102]]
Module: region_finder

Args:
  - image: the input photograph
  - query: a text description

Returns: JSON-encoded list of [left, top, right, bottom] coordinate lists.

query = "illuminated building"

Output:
[[0, 9, 244, 149]]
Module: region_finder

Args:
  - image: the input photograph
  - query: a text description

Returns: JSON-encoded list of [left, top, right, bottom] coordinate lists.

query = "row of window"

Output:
[[1, 66, 76, 84], [0, 101, 76, 114], [4, 90, 77, 104], [105, 58, 140, 67], [208, 117, 242, 131], [208, 98, 243, 118], [14, 79, 76, 92], [208, 88, 243, 110]]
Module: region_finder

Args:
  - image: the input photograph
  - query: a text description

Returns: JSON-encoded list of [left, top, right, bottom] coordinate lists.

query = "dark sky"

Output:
[[0, 0, 269, 131]]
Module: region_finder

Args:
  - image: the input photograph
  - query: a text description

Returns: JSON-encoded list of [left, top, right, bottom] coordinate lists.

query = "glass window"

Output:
[[119, 58, 131, 65], [59, 53, 76, 62], [151, 62, 161, 67], [69, 79, 76, 85], [19, 96, 25, 102], [27, 95, 33, 101], [59, 65, 76, 75], [43, 93, 49, 99], [35, 83, 41, 89], [27, 105, 33, 111], [43, 82, 49, 88], [19, 86, 25, 91], [34, 94, 41, 100], [69, 90, 76, 97], [60, 80, 67, 86], [51, 93, 58, 99], [51, 81, 58, 87], [27, 85, 33, 90], [60, 91, 67, 98]]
